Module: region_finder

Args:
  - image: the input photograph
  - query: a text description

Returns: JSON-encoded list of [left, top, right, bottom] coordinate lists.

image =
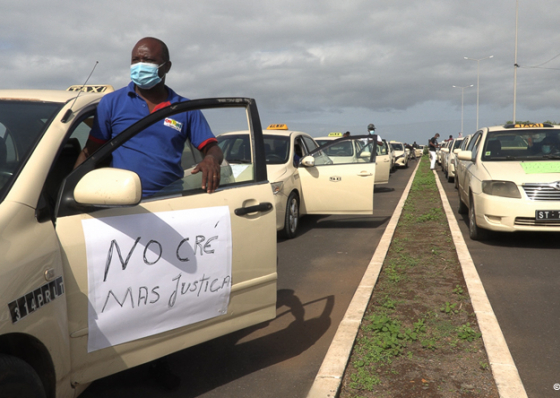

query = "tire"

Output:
[[282, 192, 299, 239], [468, 196, 488, 240], [458, 188, 468, 214], [447, 173, 454, 183], [0, 355, 46, 398]]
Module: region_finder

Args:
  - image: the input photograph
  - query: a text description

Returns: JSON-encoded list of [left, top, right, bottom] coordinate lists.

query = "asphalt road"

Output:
[[435, 166, 560, 398], [80, 161, 417, 398]]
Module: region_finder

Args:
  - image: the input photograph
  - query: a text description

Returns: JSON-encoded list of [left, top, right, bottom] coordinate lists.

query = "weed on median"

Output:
[[340, 156, 499, 398]]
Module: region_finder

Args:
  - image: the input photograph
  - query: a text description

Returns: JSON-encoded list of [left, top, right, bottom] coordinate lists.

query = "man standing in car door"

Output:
[[75, 37, 223, 196]]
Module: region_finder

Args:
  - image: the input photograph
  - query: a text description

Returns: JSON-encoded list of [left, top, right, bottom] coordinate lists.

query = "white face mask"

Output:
[[543, 145, 552, 154], [130, 62, 166, 89]]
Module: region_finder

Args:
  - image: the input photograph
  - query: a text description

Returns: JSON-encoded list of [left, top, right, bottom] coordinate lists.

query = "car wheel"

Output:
[[447, 174, 454, 183], [468, 196, 488, 240], [0, 355, 46, 398], [282, 192, 299, 239], [458, 189, 468, 214]]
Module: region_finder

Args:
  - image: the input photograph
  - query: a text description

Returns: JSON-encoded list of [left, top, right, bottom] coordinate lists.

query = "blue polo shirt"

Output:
[[89, 82, 217, 196]]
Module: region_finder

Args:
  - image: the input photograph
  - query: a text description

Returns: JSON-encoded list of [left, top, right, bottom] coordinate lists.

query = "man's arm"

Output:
[[191, 142, 223, 193], [74, 139, 104, 169]]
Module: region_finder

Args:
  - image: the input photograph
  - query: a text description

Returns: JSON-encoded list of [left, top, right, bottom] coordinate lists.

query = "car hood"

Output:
[[483, 161, 560, 184], [266, 164, 289, 183]]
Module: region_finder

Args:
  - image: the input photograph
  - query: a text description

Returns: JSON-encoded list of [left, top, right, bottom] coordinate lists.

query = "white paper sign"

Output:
[[82, 206, 232, 352]]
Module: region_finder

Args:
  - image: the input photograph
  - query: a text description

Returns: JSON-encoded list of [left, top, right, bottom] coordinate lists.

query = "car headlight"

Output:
[[271, 181, 284, 195], [482, 181, 521, 199]]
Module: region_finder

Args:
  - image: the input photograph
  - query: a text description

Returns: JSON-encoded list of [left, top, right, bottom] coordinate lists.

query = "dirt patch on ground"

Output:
[[339, 158, 499, 398]]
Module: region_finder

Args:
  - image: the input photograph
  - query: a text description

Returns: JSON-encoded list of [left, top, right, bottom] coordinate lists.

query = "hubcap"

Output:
[[288, 199, 298, 232]]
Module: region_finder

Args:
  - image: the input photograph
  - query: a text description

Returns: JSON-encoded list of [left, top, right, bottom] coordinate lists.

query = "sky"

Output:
[[1, 0, 559, 144]]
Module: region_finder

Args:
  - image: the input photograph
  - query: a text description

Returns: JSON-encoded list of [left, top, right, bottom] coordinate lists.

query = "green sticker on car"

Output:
[[521, 162, 560, 174]]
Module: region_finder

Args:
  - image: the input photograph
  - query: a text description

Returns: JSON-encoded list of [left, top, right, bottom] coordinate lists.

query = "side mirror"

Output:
[[457, 150, 473, 161], [74, 168, 142, 206], [453, 148, 461, 154], [442, 148, 449, 153], [301, 155, 315, 167]]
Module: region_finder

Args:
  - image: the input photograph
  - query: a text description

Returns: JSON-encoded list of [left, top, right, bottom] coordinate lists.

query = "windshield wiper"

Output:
[[542, 155, 560, 159]]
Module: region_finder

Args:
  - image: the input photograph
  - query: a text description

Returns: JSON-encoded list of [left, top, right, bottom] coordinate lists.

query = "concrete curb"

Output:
[[306, 159, 421, 398], [433, 170, 527, 398]]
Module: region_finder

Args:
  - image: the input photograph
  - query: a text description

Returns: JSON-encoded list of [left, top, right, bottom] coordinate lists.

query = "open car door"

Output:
[[52, 98, 277, 387], [298, 135, 376, 214]]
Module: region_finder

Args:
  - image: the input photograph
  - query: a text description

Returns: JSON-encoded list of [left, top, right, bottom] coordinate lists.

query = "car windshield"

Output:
[[391, 143, 403, 151], [0, 100, 64, 197], [218, 134, 291, 165], [453, 139, 463, 149], [481, 129, 560, 161]]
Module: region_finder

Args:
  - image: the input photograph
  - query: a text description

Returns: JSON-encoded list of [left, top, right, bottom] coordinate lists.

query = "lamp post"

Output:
[[513, 0, 519, 124], [453, 85, 473, 136], [464, 55, 493, 130]]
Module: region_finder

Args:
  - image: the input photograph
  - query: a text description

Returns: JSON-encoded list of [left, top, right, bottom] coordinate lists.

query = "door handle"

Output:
[[234, 202, 273, 216], [357, 171, 373, 177]]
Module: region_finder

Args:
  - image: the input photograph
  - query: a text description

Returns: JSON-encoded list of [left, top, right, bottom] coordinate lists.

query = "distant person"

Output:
[[413, 141, 419, 149], [367, 123, 383, 144], [343, 131, 350, 137], [429, 133, 440, 170], [447, 134, 453, 142]]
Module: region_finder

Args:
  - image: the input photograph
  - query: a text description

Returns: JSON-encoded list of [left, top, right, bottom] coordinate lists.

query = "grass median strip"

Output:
[[339, 157, 500, 398]]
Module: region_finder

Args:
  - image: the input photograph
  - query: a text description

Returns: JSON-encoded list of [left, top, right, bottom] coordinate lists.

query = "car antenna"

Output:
[[61, 61, 99, 123]]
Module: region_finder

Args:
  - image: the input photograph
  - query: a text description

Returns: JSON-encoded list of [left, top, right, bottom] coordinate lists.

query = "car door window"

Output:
[[467, 132, 483, 160], [56, 101, 266, 218]]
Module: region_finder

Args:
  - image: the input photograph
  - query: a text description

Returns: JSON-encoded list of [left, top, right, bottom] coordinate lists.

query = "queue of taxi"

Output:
[[0, 84, 383, 397], [443, 123, 560, 241]]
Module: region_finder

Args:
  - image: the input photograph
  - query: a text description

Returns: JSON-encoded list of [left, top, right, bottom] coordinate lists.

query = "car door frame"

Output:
[[298, 135, 377, 215]]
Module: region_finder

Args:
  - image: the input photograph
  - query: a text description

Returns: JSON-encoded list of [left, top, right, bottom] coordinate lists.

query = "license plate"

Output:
[[535, 210, 560, 221]]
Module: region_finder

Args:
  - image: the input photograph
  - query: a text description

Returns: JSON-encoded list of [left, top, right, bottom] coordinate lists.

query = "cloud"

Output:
[[1, 0, 559, 142]]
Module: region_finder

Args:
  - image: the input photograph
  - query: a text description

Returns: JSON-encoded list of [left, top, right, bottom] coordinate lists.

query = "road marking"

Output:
[[306, 159, 421, 398], [433, 170, 527, 398]]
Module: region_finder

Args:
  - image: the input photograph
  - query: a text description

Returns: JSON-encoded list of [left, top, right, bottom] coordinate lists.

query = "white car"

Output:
[[218, 126, 377, 238], [389, 141, 409, 168], [442, 137, 464, 182], [456, 123, 560, 240], [0, 87, 279, 397]]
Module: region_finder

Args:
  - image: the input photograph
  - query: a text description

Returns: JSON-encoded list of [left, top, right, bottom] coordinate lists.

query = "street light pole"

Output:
[[464, 55, 493, 130], [513, 0, 519, 124], [453, 85, 473, 136]]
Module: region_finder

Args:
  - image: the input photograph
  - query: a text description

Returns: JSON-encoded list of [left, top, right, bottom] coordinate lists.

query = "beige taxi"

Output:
[[218, 126, 377, 239], [456, 123, 560, 240], [389, 141, 409, 168], [441, 137, 465, 183], [0, 87, 279, 397]]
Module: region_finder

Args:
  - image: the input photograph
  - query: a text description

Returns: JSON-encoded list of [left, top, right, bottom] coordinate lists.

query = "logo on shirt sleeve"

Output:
[[164, 118, 183, 132]]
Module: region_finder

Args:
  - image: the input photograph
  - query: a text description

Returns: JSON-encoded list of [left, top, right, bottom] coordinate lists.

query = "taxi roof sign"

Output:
[[67, 85, 115, 93], [504, 123, 553, 128], [328, 132, 343, 137], [267, 124, 288, 130]]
